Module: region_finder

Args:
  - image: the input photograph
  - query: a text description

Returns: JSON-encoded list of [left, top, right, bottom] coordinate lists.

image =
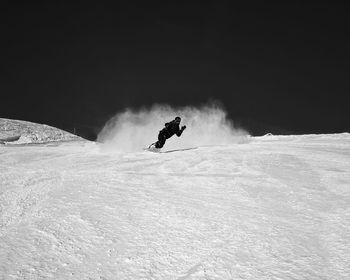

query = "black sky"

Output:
[[1, 1, 349, 139]]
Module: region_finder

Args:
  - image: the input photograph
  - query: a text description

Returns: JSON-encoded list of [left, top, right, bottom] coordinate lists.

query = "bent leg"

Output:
[[155, 133, 166, 148]]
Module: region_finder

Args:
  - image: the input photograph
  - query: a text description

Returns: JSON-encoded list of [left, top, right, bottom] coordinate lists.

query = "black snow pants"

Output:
[[155, 131, 167, 148]]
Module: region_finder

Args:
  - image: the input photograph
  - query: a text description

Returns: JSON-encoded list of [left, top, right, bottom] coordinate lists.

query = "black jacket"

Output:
[[160, 120, 184, 139]]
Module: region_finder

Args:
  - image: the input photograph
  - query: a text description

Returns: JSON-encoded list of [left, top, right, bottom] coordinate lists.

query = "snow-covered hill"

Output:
[[0, 130, 349, 279], [0, 118, 82, 144]]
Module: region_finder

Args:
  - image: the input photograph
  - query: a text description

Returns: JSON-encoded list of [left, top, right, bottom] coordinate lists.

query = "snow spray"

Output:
[[97, 103, 249, 152]]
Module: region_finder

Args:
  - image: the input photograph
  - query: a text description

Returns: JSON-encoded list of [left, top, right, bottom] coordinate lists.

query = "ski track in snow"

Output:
[[0, 135, 350, 279]]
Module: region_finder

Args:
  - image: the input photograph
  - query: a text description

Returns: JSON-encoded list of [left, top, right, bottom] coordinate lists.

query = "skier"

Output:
[[150, 116, 186, 149]]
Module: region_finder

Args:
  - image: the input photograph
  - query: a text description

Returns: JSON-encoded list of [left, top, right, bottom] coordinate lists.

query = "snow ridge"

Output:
[[0, 118, 82, 144]]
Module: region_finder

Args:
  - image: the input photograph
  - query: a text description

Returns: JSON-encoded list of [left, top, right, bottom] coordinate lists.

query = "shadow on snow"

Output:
[[162, 147, 198, 153]]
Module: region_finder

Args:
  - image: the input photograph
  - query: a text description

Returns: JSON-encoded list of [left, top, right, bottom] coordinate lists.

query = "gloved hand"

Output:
[[181, 125, 186, 130]]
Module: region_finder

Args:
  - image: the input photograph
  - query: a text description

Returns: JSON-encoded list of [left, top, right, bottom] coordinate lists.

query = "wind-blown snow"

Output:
[[1, 127, 350, 279], [97, 104, 248, 152]]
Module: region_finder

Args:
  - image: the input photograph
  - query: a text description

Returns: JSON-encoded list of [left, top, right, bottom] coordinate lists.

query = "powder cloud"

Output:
[[97, 103, 249, 152]]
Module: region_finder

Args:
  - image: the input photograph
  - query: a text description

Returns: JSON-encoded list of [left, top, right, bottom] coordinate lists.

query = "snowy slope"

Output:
[[0, 118, 82, 144], [0, 133, 350, 279]]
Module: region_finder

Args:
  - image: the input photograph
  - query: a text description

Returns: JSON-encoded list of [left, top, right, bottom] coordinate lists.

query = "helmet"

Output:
[[175, 116, 181, 123]]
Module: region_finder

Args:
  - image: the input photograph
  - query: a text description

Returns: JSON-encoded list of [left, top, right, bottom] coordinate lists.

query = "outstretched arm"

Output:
[[176, 125, 186, 137]]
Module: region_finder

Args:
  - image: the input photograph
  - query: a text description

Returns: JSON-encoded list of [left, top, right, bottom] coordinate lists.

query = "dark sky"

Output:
[[1, 1, 349, 139]]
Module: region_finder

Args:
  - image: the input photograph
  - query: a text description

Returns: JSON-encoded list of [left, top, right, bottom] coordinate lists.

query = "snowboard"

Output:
[[144, 147, 161, 153], [144, 142, 161, 153]]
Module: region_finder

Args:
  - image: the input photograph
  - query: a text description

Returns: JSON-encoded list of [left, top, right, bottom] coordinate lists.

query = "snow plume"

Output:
[[97, 104, 249, 152]]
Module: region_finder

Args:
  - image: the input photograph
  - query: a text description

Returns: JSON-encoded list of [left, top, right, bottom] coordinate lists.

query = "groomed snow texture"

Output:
[[0, 125, 349, 279]]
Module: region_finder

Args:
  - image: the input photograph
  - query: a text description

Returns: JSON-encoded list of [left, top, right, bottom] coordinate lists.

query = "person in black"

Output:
[[154, 116, 186, 148]]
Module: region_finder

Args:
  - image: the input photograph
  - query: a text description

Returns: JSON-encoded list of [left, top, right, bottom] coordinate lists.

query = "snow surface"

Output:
[[1, 130, 350, 279], [0, 118, 81, 144]]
